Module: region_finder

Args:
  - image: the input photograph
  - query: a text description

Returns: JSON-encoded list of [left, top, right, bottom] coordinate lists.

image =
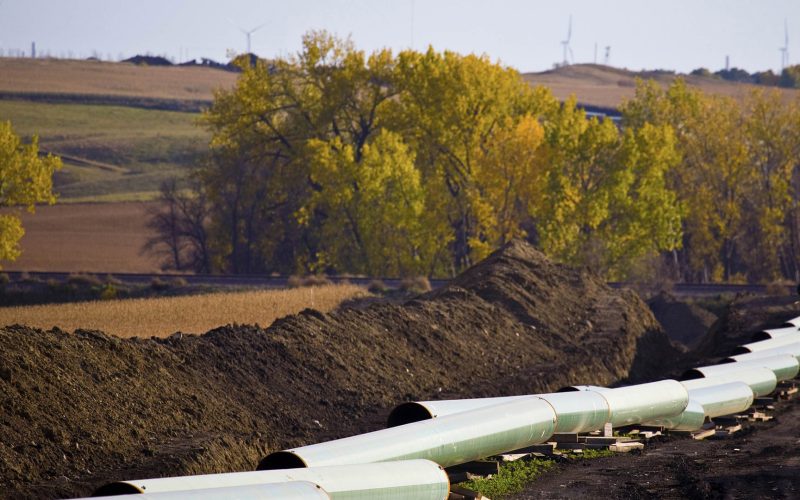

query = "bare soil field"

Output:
[[3, 202, 160, 273], [0, 240, 678, 498], [0, 285, 369, 338], [0, 58, 236, 101]]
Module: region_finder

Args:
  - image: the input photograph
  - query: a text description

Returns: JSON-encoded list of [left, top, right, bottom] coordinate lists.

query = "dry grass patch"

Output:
[[0, 285, 369, 338]]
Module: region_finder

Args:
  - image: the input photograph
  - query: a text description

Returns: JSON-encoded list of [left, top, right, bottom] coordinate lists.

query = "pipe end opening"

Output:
[[257, 451, 308, 470], [679, 369, 705, 380], [750, 331, 772, 342], [731, 346, 752, 355], [386, 402, 434, 427], [92, 483, 142, 496], [555, 386, 581, 392]]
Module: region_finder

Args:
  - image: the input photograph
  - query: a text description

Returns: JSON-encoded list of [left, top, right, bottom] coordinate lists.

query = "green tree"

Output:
[[536, 99, 682, 278], [0, 121, 61, 266]]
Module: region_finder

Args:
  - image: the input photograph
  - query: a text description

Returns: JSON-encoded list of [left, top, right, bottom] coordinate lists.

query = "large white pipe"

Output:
[[688, 382, 754, 418], [597, 380, 689, 426], [750, 327, 800, 342], [781, 315, 800, 328], [680, 366, 777, 397], [644, 382, 753, 431], [258, 397, 557, 470], [387, 391, 609, 434], [686, 355, 798, 383], [90, 482, 331, 499], [644, 398, 705, 431], [736, 334, 800, 354], [725, 342, 800, 364], [560, 381, 690, 426], [93, 460, 449, 499]]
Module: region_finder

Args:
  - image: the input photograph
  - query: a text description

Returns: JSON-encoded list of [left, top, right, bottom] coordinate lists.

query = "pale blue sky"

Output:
[[1, 0, 798, 74]]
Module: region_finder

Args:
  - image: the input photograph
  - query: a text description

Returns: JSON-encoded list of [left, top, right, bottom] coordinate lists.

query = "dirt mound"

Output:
[[689, 295, 800, 364], [647, 292, 718, 350], [0, 240, 678, 499]]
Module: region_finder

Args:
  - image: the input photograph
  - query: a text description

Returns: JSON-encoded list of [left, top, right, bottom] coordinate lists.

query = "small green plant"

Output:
[[99, 283, 118, 300], [578, 448, 614, 459], [459, 458, 555, 499]]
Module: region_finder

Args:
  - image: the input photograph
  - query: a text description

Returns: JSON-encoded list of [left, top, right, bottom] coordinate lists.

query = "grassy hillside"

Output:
[[0, 100, 209, 201]]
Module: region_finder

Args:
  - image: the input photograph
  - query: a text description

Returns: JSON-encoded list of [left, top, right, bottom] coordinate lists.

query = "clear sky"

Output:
[[1, 0, 798, 74]]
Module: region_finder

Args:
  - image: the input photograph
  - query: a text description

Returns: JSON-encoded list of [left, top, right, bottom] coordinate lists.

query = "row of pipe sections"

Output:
[[87, 314, 800, 499]]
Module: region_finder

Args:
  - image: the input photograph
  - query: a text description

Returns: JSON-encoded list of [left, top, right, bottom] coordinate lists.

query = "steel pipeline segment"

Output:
[[684, 354, 799, 383], [645, 382, 754, 431], [725, 342, 800, 364], [93, 460, 448, 499], [733, 334, 800, 354], [388, 391, 610, 433], [680, 366, 777, 397], [782, 315, 800, 328], [387, 381, 688, 431], [90, 482, 330, 499], [258, 396, 558, 470], [750, 326, 799, 342]]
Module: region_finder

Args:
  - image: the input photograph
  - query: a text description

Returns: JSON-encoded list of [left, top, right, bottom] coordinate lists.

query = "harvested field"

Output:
[[3, 202, 159, 273], [523, 64, 800, 109], [0, 58, 236, 101], [0, 285, 369, 338], [0, 240, 679, 498]]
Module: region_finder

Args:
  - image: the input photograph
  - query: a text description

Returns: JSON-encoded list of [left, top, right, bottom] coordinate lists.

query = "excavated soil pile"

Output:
[[647, 291, 719, 350], [0, 240, 679, 499], [689, 294, 800, 364]]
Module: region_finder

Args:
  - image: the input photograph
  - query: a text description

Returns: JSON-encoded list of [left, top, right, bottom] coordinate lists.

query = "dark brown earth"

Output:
[[515, 294, 800, 500], [0, 240, 679, 499], [647, 292, 719, 350], [516, 397, 800, 500]]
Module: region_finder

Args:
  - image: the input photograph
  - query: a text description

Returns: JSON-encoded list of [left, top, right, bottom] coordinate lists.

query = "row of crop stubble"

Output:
[[0, 284, 368, 338]]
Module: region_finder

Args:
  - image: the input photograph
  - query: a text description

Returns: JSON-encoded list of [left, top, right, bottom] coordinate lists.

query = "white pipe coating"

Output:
[[781, 315, 800, 328], [93, 460, 449, 499], [387, 391, 610, 434], [740, 334, 800, 353], [752, 327, 800, 341], [681, 366, 777, 397], [258, 397, 557, 470], [90, 482, 330, 499], [596, 380, 689, 426], [727, 342, 800, 364], [687, 382, 754, 418], [696, 354, 799, 382]]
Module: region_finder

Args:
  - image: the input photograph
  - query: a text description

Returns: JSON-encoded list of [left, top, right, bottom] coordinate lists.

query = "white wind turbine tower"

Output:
[[561, 15, 573, 66], [229, 19, 268, 54], [780, 19, 790, 71]]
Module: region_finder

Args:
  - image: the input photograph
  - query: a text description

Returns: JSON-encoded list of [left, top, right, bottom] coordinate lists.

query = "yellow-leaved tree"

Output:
[[0, 121, 61, 266]]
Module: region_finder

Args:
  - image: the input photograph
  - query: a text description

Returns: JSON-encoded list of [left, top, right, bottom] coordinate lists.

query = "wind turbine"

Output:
[[229, 19, 268, 54], [780, 19, 789, 71], [561, 15, 573, 66]]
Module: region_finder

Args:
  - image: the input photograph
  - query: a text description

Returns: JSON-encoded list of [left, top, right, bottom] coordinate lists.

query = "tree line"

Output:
[[146, 31, 800, 283]]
